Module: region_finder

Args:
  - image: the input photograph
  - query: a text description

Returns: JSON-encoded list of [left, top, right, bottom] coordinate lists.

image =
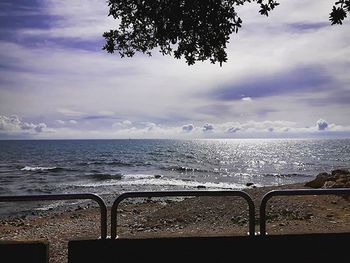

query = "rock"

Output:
[[154, 174, 162, 179], [305, 212, 313, 220], [331, 169, 349, 176], [196, 185, 206, 189], [305, 172, 330, 188], [323, 181, 336, 188], [305, 169, 350, 188], [132, 209, 140, 215], [336, 178, 348, 184], [246, 183, 254, 187]]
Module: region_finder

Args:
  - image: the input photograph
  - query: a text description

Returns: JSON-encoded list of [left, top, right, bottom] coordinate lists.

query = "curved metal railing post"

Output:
[[111, 190, 255, 239], [260, 188, 350, 236], [0, 193, 108, 239]]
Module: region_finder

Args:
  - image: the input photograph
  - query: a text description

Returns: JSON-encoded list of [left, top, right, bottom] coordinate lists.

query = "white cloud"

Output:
[[56, 120, 65, 125], [327, 123, 350, 132], [220, 120, 297, 134], [57, 108, 85, 117], [0, 115, 22, 131], [122, 120, 132, 126], [20, 0, 117, 40], [0, 115, 48, 135], [1, 115, 349, 139], [241, 97, 252, 102], [144, 122, 157, 131], [112, 120, 132, 129], [68, 120, 77, 124]]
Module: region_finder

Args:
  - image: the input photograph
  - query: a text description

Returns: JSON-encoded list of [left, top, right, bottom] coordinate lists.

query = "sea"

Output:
[[0, 139, 349, 216]]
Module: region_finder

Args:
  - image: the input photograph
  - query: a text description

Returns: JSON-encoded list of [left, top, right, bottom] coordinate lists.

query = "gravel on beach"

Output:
[[1, 182, 350, 263]]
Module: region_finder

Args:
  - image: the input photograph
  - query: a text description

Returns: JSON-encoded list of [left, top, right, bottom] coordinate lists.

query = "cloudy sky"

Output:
[[0, 0, 349, 139]]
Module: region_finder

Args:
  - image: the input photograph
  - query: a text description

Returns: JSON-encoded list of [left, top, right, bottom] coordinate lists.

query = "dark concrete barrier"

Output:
[[0, 241, 48, 263], [68, 233, 350, 263]]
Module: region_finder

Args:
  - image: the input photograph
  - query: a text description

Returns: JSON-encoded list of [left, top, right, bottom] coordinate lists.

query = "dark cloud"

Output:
[[202, 123, 214, 132], [0, 0, 52, 40], [287, 22, 329, 31], [0, 0, 105, 53], [34, 123, 47, 133], [227, 127, 240, 133], [210, 66, 334, 101], [317, 119, 328, 131], [182, 124, 194, 132], [83, 115, 118, 120]]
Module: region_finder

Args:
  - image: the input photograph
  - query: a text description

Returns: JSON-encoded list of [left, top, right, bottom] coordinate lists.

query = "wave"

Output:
[[123, 174, 163, 179], [20, 166, 64, 172], [86, 172, 162, 181], [87, 172, 123, 181], [262, 173, 309, 178], [161, 165, 209, 173], [76, 174, 244, 190], [78, 160, 148, 167], [26, 188, 53, 194]]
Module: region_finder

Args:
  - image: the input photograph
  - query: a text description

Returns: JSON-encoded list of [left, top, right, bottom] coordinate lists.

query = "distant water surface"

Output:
[[0, 139, 349, 215]]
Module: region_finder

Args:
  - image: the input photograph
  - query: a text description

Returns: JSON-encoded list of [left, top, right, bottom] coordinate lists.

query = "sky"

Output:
[[0, 0, 349, 139]]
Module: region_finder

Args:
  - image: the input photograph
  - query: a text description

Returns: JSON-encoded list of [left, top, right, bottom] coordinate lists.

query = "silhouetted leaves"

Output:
[[330, 1, 350, 25], [103, 0, 348, 66], [259, 1, 279, 17]]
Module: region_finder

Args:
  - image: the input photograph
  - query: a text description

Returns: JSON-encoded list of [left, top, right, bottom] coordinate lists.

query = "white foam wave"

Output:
[[21, 166, 57, 171], [123, 174, 161, 179], [35, 201, 62, 211], [35, 200, 85, 211], [76, 174, 244, 190]]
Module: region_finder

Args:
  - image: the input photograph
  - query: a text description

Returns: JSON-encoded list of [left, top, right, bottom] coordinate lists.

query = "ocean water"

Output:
[[0, 139, 349, 215]]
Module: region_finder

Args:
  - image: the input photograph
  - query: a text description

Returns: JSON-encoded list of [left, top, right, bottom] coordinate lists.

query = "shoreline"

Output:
[[1, 181, 350, 263]]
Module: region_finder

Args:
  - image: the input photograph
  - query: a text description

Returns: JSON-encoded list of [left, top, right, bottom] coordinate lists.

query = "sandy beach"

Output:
[[1, 178, 350, 263]]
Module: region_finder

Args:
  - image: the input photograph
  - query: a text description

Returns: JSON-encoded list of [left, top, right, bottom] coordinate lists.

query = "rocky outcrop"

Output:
[[305, 169, 350, 189]]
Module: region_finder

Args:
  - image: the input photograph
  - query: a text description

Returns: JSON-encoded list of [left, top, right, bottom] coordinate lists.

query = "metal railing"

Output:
[[259, 188, 350, 236], [111, 190, 255, 239], [0, 194, 108, 239], [2, 188, 350, 240]]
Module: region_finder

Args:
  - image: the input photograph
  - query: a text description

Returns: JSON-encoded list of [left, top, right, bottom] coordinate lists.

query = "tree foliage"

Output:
[[103, 0, 349, 66], [330, 0, 350, 25]]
